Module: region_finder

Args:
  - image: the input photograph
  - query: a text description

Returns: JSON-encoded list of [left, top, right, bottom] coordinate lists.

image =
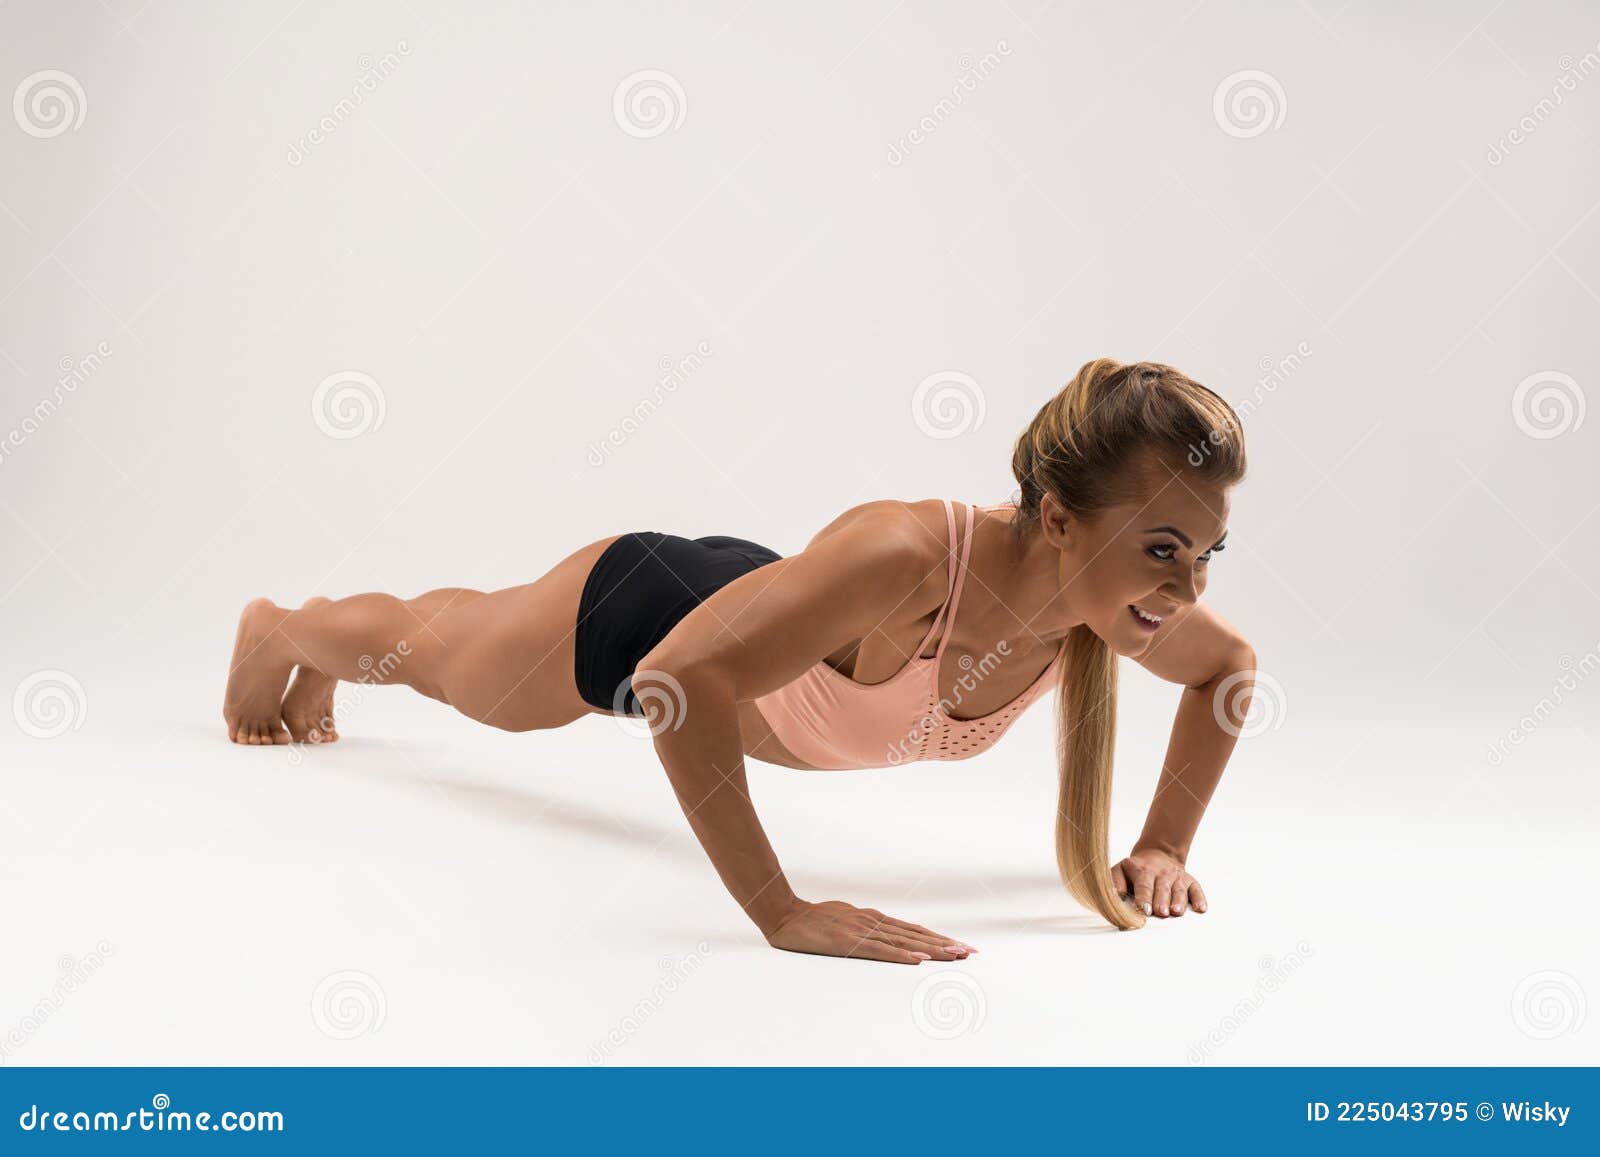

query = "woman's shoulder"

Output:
[[805, 498, 952, 563], [800, 498, 956, 610]]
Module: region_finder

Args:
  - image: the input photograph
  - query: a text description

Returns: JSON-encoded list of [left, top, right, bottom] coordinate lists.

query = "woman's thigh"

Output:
[[429, 534, 624, 731]]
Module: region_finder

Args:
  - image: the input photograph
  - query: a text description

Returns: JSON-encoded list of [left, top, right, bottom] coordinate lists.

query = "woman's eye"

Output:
[[1147, 545, 1177, 561]]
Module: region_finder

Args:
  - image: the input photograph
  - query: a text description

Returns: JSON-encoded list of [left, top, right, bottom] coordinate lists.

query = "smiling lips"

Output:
[[1129, 604, 1165, 631]]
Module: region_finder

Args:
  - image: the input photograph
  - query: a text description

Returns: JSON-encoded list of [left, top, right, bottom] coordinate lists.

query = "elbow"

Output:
[[1190, 640, 1256, 692], [1230, 641, 1257, 676], [632, 644, 736, 727]]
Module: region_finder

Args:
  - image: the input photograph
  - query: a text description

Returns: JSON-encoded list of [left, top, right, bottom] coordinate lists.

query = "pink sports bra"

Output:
[[752, 500, 1065, 770]]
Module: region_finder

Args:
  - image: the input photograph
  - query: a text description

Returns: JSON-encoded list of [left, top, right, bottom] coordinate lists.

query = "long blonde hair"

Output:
[[1010, 358, 1247, 930]]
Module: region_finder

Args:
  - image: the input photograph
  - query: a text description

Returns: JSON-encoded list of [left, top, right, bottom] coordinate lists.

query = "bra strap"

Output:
[[911, 499, 960, 659], [932, 503, 975, 661]]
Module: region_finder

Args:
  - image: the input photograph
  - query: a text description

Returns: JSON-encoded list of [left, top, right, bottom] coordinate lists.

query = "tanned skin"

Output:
[[224, 467, 1253, 965]]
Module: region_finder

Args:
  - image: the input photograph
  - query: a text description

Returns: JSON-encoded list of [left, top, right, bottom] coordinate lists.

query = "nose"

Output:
[[1163, 568, 1201, 607]]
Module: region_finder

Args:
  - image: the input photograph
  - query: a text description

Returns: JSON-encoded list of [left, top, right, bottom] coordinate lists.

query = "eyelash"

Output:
[[1148, 543, 1225, 563]]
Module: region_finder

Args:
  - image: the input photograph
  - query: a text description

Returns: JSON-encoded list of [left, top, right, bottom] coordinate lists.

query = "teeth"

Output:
[[1132, 606, 1163, 624]]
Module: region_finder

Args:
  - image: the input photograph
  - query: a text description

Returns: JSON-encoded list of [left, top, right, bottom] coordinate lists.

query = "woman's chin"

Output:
[[1100, 634, 1144, 659], [1106, 625, 1159, 658], [1077, 618, 1157, 659]]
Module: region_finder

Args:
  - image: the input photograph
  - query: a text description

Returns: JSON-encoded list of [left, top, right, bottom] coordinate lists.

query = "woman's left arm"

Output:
[[1113, 602, 1257, 919]]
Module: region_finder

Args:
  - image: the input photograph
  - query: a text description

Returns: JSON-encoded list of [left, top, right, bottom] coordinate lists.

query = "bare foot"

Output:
[[222, 597, 294, 745], [282, 597, 339, 743]]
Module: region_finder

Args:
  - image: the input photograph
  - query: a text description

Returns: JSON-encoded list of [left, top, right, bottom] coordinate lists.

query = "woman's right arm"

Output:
[[634, 504, 976, 964]]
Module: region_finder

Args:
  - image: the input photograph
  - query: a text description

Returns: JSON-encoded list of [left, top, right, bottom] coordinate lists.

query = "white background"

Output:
[[1, 1, 1595, 1064]]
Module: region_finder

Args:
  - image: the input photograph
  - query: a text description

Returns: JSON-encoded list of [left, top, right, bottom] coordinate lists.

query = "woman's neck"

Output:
[[965, 504, 1082, 648]]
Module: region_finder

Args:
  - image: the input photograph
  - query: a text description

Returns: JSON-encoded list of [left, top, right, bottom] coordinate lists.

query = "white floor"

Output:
[[3, 674, 1594, 1067]]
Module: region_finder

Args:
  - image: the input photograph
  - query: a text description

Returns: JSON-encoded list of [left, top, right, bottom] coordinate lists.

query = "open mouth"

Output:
[[1129, 605, 1164, 631]]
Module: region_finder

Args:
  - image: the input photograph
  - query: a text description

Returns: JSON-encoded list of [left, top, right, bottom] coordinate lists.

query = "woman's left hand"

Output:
[[1112, 847, 1207, 918]]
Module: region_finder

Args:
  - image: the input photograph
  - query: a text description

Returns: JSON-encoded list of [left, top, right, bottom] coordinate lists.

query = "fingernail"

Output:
[[1142, 902, 1152, 916], [912, 953, 931, 961]]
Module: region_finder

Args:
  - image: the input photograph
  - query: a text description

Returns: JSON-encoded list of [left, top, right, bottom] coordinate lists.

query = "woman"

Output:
[[223, 358, 1255, 965]]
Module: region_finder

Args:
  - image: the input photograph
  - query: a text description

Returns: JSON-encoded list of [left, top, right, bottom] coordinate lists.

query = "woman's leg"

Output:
[[222, 535, 622, 744], [274, 589, 488, 742]]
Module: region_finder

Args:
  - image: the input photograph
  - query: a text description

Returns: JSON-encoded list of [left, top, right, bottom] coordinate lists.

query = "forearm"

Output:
[[1135, 671, 1248, 862], [646, 668, 798, 937]]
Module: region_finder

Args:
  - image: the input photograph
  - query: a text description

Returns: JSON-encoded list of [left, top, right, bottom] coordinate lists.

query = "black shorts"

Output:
[[573, 532, 782, 715]]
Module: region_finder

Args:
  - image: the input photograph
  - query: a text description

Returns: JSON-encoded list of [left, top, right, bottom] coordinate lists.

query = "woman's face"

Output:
[[1046, 469, 1232, 658]]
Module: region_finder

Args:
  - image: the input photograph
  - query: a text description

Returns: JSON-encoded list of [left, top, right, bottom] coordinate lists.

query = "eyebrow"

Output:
[[1142, 525, 1229, 550]]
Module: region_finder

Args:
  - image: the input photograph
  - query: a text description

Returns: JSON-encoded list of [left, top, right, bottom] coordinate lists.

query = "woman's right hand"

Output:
[[764, 899, 977, 964]]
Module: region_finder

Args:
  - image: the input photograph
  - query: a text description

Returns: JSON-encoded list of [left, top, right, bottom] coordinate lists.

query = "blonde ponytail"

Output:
[[1011, 358, 1246, 930], [1057, 623, 1139, 928]]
